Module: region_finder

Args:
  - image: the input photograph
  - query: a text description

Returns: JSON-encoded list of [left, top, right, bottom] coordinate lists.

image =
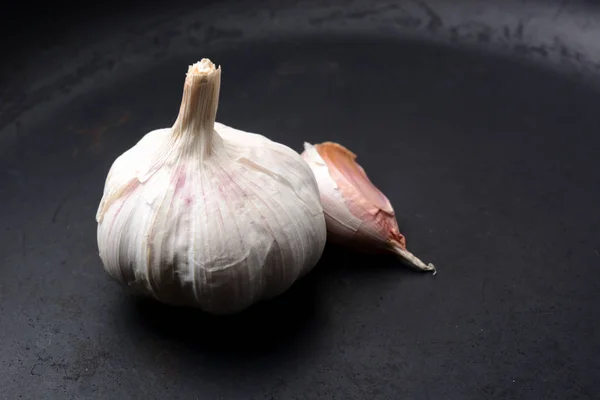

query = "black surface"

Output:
[[1, 1, 600, 399]]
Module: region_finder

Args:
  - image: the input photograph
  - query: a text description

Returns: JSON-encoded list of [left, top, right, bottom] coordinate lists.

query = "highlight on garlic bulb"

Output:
[[95, 59, 327, 314], [301, 141, 436, 274]]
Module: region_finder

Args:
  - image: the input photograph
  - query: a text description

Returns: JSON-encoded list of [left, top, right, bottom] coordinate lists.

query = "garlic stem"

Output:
[[390, 243, 437, 275], [172, 59, 222, 158]]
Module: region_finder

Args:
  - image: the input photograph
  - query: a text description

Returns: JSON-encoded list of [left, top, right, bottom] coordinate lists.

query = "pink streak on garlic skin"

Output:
[[173, 166, 187, 195], [313, 142, 407, 251], [173, 166, 194, 207]]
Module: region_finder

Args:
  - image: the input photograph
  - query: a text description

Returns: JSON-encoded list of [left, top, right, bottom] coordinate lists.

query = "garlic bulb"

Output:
[[301, 141, 435, 274], [96, 59, 327, 314]]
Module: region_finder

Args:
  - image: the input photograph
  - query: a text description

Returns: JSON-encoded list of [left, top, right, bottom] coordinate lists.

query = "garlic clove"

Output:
[[301, 141, 436, 274]]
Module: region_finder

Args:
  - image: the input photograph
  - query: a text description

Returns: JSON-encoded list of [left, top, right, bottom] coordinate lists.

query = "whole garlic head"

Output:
[[96, 59, 327, 314]]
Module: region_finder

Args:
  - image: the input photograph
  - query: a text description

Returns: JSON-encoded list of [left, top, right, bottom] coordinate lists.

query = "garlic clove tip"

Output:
[[391, 243, 437, 274]]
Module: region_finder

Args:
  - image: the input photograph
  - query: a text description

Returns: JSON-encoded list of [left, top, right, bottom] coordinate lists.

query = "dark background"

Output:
[[1, 1, 599, 399]]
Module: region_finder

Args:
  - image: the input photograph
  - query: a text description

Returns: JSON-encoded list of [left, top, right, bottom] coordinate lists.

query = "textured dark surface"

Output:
[[1, 1, 600, 399]]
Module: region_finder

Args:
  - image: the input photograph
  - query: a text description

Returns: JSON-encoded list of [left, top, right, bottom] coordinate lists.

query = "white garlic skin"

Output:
[[96, 60, 327, 315], [301, 143, 369, 242]]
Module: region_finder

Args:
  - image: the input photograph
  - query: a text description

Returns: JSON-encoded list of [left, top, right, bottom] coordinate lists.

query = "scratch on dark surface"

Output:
[[394, 10, 422, 29], [204, 25, 244, 43], [51, 193, 70, 224], [553, 0, 568, 20], [516, 21, 525, 40], [69, 111, 130, 154], [0, 57, 120, 132], [30, 341, 111, 383], [30, 364, 44, 376], [595, 249, 600, 258], [346, 3, 398, 19], [416, 0, 443, 32], [34, 352, 52, 363], [308, 10, 343, 26]]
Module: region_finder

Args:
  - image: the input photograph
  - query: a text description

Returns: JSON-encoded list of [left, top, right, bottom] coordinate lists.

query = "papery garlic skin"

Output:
[[301, 142, 400, 248], [302, 142, 435, 273], [96, 59, 327, 314]]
